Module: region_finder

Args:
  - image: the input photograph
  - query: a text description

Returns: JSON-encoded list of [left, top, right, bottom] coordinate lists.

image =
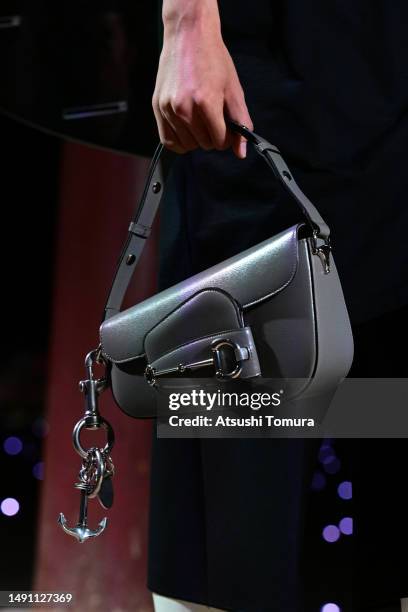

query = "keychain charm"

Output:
[[58, 482, 107, 543], [58, 348, 115, 542], [97, 450, 115, 509]]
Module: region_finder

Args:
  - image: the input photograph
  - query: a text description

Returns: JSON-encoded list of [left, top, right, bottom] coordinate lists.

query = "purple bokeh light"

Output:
[[339, 517, 353, 535], [32, 462, 44, 480], [3, 436, 23, 455], [323, 457, 341, 474], [311, 471, 327, 491], [318, 446, 336, 464], [1, 498, 20, 516], [320, 438, 333, 449], [321, 604, 341, 612], [322, 524, 340, 543], [338, 481, 352, 500]]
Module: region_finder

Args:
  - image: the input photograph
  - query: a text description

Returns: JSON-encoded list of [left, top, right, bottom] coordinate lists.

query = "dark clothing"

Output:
[[148, 2, 408, 610], [350, 306, 408, 611], [148, 307, 408, 611], [205, 0, 408, 325]]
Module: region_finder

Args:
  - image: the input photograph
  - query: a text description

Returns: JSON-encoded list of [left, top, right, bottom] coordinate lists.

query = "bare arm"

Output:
[[152, 0, 254, 159]]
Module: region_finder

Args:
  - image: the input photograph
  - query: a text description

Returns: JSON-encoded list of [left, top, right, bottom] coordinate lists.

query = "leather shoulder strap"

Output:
[[102, 120, 330, 321]]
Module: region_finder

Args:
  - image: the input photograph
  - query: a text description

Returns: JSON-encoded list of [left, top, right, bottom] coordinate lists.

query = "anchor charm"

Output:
[[58, 484, 108, 543], [58, 347, 115, 542]]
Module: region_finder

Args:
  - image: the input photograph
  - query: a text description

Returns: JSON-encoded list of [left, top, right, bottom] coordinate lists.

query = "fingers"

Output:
[[153, 86, 253, 159], [152, 99, 187, 154], [185, 102, 214, 150], [153, 94, 214, 154], [161, 108, 201, 151], [197, 98, 229, 151], [224, 86, 254, 160], [166, 95, 228, 151]]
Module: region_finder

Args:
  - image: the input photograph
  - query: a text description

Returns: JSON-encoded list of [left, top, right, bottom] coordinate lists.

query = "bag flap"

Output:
[[144, 288, 243, 363], [100, 224, 301, 363]]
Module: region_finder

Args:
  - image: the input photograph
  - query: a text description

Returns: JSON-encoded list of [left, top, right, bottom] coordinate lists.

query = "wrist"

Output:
[[162, 0, 221, 37]]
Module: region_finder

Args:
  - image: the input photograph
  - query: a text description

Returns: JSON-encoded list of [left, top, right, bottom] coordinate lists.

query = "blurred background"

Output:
[[0, 2, 353, 611]]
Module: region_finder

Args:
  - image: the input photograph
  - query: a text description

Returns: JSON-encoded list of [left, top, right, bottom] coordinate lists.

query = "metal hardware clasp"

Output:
[[144, 339, 249, 386], [312, 231, 331, 274], [58, 347, 115, 542]]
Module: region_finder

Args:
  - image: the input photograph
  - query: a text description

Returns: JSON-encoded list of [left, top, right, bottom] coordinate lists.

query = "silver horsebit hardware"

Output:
[[58, 348, 115, 542], [145, 338, 250, 386]]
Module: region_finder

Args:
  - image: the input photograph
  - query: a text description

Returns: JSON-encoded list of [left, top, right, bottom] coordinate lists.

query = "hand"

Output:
[[152, 5, 254, 159]]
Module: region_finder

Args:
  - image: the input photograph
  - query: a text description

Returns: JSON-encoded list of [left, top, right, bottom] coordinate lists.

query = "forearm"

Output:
[[162, 0, 221, 37]]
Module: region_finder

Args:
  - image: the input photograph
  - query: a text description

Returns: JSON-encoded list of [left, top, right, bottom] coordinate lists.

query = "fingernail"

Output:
[[239, 140, 247, 159]]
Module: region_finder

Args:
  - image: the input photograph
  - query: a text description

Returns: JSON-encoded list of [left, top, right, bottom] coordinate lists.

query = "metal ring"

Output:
[[85, 348, 100, 369], [86, 448, 106, 499], [72, 417, 115, 459], [144, 365, 157, 386], [211, 339, 243, 380]]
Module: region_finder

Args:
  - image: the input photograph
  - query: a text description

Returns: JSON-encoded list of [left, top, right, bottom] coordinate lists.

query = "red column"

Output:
[[33, 141, 157, 612]]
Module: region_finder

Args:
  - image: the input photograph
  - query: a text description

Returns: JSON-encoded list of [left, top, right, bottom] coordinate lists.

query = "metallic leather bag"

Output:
[[98, 122, 354, 418]]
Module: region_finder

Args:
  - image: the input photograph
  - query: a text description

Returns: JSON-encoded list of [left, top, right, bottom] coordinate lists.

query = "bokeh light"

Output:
[[318, 445, 336, 464], [322, 524, 340, 543], [337, 481, 352, 500], [32, 462, 44, 480], [320, 438, 333, 448], [339, 517, 353, 535], [323, 457, 341, 474], [1, 498, 20, 516], [3, 436, 23, 455], [321, 604, 341, 612], [311, 471, 327, 491]]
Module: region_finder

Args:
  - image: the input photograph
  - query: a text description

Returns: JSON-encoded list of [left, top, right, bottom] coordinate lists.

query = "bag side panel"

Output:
[[110, 359, 158, 418], [300, 240, 354, 398]]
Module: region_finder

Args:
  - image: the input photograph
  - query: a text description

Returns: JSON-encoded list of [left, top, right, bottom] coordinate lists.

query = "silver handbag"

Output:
[[98, 121, 354, 418]]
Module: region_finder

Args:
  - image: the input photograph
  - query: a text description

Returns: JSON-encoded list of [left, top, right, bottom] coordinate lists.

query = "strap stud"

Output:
[[152, 182, 162, 194], [126, 254, 136, 266]]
